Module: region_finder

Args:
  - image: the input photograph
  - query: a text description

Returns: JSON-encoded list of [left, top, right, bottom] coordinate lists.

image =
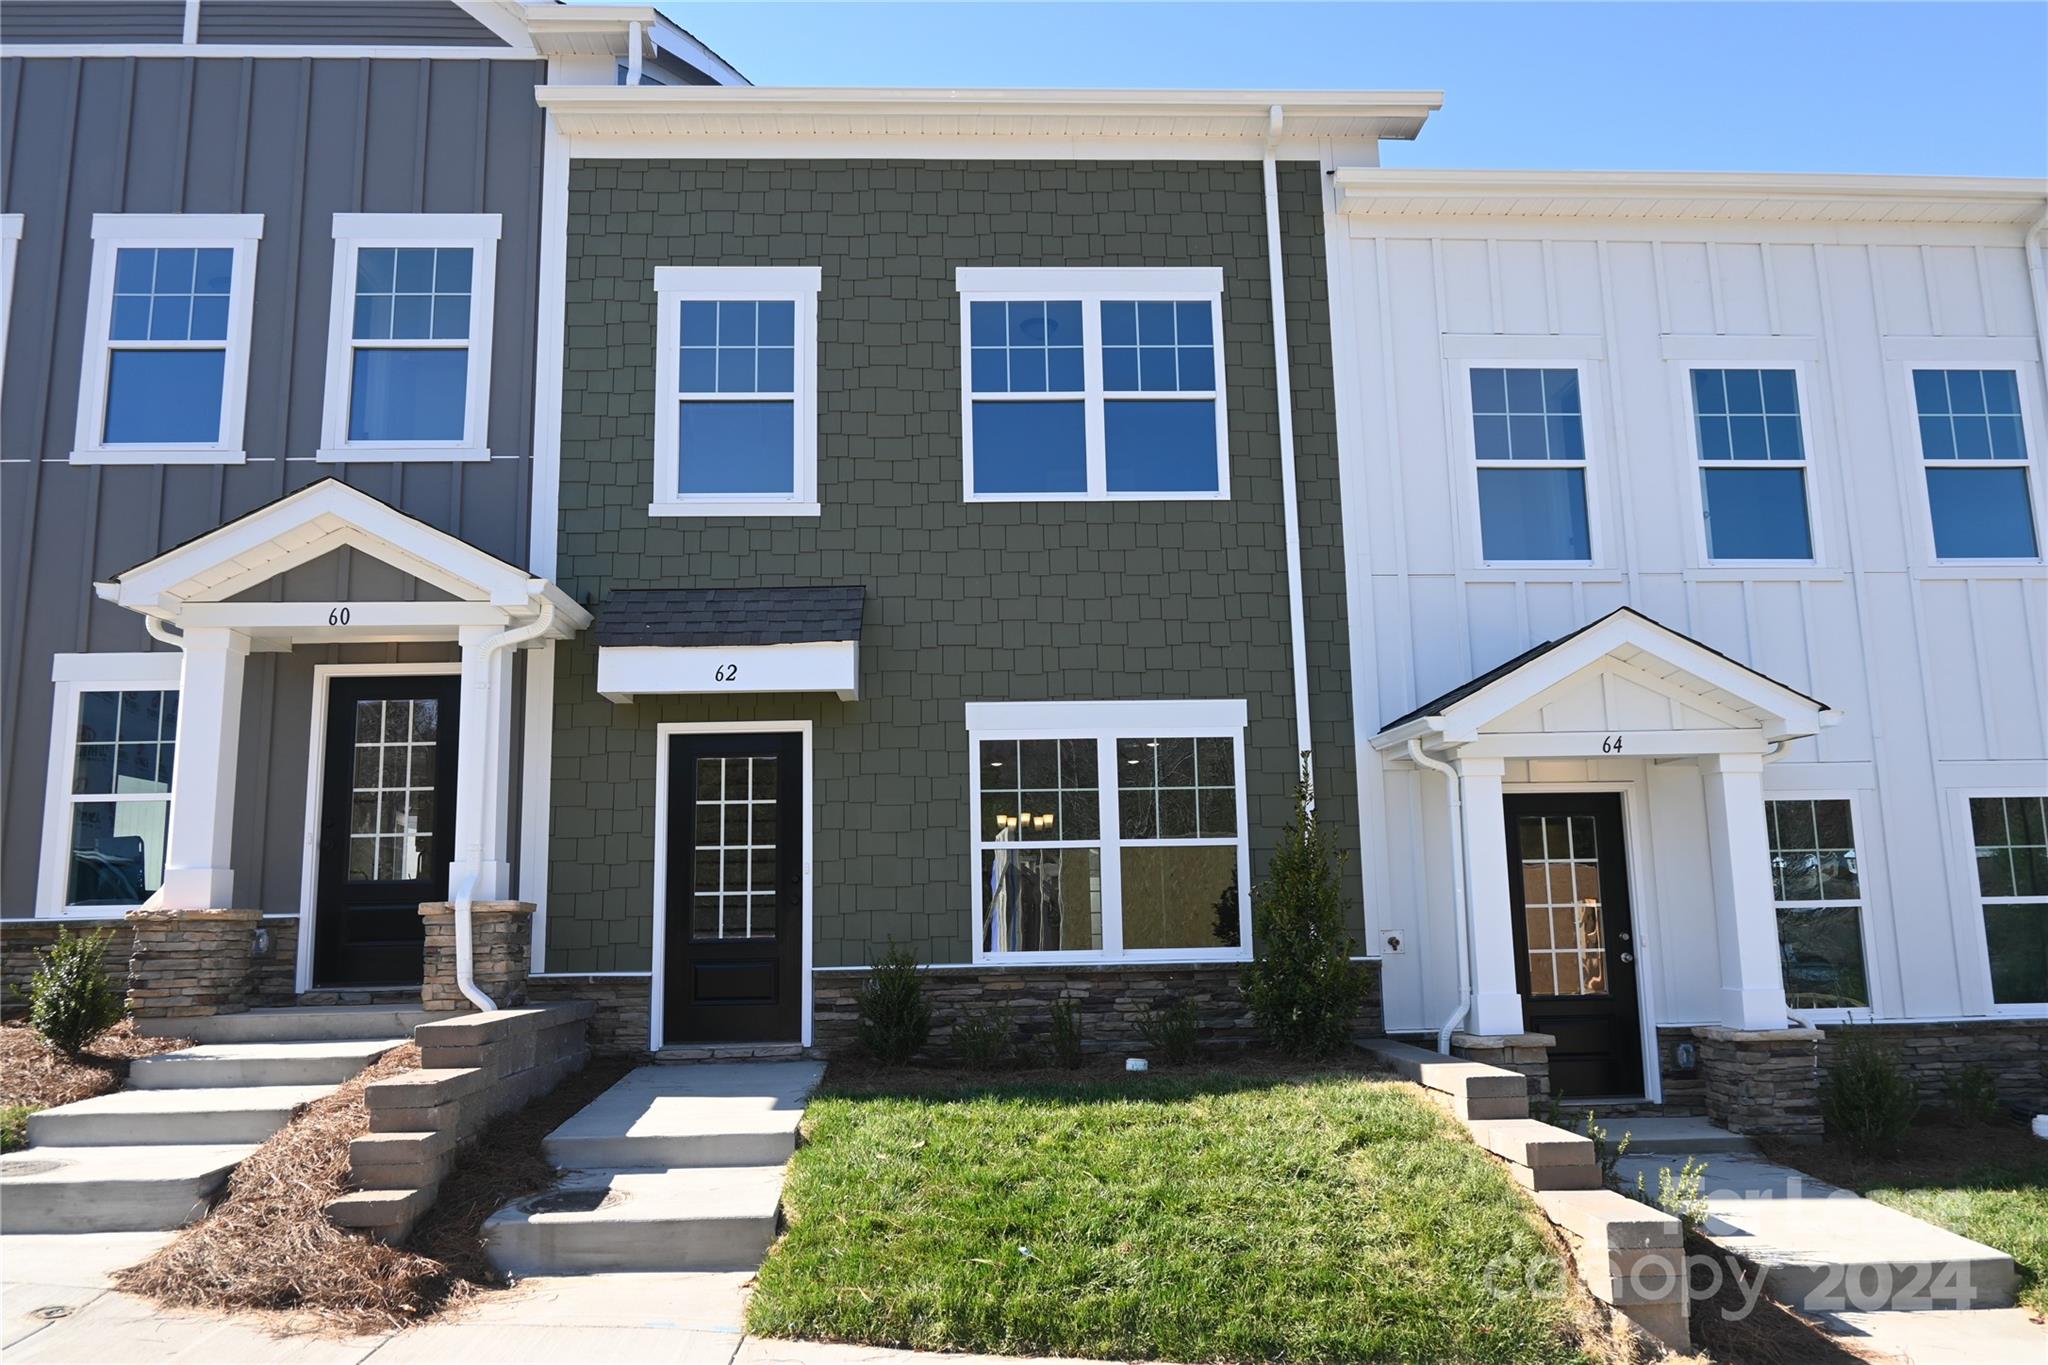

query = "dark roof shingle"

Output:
[[594, 586, 864, 648]]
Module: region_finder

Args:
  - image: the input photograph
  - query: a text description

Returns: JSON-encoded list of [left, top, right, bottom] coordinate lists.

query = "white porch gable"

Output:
[[1374, 608, 1842, 1039], [95, 479, 589, 914]]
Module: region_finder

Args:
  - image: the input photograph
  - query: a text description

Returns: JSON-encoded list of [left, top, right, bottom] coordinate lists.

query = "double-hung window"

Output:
[[958, 268, 1227, 500], [1692, 369, 1814, 561], [1766, 798, 1870, 1012], [73, 214, 262, 464], [1468, 366, 1591, 562], [320, 215, 499, 461], [968, 700, 1250, 964], [651, 266, 822, 517], [1913, 369, 2039, 560], [37, 654, 182, 917], [1969, 795, 2046, 1007]]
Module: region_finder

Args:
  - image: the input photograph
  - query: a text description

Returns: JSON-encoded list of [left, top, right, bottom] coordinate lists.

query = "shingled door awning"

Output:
[[593, 585, 865, 702]]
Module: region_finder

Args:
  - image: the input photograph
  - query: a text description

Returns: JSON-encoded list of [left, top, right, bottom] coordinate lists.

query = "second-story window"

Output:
[[958, 267, 1228, 501], [1691, 368, 1814, 561], [1913, 369, 2039, 560], [72, 214, 263, 465], [1469, 366, 1591, 562], [651, 266, 822, 518], [320, 215, 500, 462]]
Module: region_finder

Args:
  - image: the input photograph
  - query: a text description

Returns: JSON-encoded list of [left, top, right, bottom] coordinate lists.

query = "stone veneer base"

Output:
[[419, 902, 534, 1013]]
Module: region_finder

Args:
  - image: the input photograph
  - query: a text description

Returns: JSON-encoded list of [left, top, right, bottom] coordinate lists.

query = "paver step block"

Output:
[[328, 1185, 437, 1244], [349, 1128, 463, 1190], [0, 1143, 256, 1233], [482, 1166, 788, 1276], [1358, 1038, 1530, 1103], [128, 1039, 404, 1090], [541, 1060, 824, 1172], [1466, 1117, 1597, 1171], [26, 1084, 332, 1147], [142, 1005, 449, 1044], [1510, 1161, 1605, 1192]]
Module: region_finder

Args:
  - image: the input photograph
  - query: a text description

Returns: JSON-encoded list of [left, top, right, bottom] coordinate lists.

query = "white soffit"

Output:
[[598, 641, 860, 704]]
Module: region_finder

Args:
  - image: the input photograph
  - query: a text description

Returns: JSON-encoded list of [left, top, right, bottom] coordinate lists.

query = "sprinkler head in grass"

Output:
[[1126, 1058, 1149, 1072]]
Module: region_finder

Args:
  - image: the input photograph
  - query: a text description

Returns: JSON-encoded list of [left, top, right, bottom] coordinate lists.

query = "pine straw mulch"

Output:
[[113, 1046, 638, 1334], [0, 1018, 192, 1110]]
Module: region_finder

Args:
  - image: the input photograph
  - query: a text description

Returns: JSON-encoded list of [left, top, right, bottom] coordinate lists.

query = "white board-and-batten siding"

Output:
[[1325, 199, 2048, 1035]]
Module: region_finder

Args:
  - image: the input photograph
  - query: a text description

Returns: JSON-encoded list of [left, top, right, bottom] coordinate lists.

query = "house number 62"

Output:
[[714, 663, 739, 683]]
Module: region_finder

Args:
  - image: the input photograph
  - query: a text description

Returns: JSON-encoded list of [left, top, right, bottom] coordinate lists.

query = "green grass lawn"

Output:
[[746, 1062, 1588, 1364], [1766, 1120, 2048, 1314]]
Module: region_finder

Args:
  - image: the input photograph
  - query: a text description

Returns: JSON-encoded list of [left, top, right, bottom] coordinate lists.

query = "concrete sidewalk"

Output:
[[0, 1233, 1122, 1365]]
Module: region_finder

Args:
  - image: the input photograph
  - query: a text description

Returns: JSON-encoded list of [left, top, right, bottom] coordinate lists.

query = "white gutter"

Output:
[[625, 18, 643, 86], [1263, 105, 1315, 797], [2028, 203, 2048, 382], [1407, 740, 1472, 1054], [448, 599, 556, 1013]]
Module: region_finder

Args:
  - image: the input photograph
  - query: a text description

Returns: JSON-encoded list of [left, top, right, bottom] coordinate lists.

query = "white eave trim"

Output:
[[598, 640, 860, 704], [1334, 168, 2048, 227]]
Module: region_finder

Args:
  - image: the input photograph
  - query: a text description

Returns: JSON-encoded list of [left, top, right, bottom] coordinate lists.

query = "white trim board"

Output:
[[597, 640, 858, 703]]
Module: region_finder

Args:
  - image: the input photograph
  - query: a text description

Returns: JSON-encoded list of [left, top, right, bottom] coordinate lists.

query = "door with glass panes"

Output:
[[313, 677, 459, 986], [663, 731, 803, 1043]]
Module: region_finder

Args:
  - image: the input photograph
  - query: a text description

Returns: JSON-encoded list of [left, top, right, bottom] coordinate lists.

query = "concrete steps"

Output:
[[26, 1084, 333, 1147], [0, 1143, 257, 1233], [140, 1005, 444, 1044], [485, 1060, 825, 1278], [128, 1039, 404, 1090], [483, 1166, 789, 1275], [1605, 1115, 1758, 1157]]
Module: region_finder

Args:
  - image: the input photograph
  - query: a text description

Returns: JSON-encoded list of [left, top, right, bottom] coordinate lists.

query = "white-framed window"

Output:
[[1459, 362, 1595, 564], [1690, 368, 1816, 562], [966, 699, 1250, 965], [71, 213, 262, 465], [651, 265, 822, 518], [1912, 368, 2040, 561], [1765, 797, 1870, 1015], [1968, 794, 2046, 1008], [319, 214, 500, 462], [36, 653, 183, 918], [957, 267, 1228, 501]]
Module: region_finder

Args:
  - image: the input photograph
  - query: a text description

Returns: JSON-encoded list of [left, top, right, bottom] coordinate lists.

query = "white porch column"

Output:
[[157, 627, 251, 908], [1701, 752, 1791, 1029], [450, 623, 516, 900], [1457, 756, 1526, 1035]]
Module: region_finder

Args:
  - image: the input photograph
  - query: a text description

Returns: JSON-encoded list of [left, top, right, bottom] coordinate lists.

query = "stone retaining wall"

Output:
[[328, 1002, 594, 1243], [5, 915, 299, 1017], [1821, 1019, 2048, 1114], [812, 959, 1383, 1060], [418, 901, 534, 1013]]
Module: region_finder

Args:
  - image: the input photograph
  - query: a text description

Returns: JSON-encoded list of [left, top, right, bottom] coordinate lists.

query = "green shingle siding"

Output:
[[548, 159, 1358, 973]]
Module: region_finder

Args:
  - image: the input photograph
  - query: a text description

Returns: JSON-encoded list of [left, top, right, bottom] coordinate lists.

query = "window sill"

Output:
[[317, 446, 492, 464], [648, 499, 821, 519], [966, 491, 1230, 504], [71, 448, 246, 466], [969, 950, 1254, 969], [37, 906, 147, 921]]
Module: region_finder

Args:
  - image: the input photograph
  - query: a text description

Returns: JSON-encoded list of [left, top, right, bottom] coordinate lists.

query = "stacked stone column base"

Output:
[[1451, 1031, 1555, 1100], [124, 908, 262, 1021], [1695, 1025, 1825, 1139], [418, 901, 535, 1013]]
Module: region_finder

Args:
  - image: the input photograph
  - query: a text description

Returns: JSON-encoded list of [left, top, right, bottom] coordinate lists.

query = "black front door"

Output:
[[1504, 793, 1644, 1099], [313, 676, 459, 987], [664, 732, 803, 1044]]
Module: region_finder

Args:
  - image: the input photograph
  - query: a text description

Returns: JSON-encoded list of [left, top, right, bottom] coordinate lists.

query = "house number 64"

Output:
[[714, 663, 739, 683], [1601, 734, 1625, 753]]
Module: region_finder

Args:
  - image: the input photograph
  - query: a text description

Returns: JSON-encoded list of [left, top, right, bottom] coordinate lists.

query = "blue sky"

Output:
[[661, 2, 2048, 178]]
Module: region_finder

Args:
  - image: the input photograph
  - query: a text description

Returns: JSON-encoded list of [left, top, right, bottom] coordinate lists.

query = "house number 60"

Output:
[[714, 663, 739, 683], [327, 606, 351, 626]]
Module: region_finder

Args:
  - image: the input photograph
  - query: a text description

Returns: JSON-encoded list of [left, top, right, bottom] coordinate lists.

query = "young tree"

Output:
[[1242, 763, 1369, 1057]]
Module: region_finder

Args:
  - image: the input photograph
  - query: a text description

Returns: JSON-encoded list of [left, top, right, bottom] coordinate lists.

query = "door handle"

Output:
[[1619, 952, 1634, 964]]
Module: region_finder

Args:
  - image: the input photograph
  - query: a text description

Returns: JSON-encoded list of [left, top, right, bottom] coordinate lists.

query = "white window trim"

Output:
[[318, 213, 500, 463], [650, 265, 823, 518], [1673, 359, 1827, 568], [1891, 350, 2047, 569], [1448, 353, 1608, 570], [956, 266, 1229, 504], [36, 652, 184, 919], [1953, 788, 2048, 1018], [964, 698, 1252, 967], [71, 213, 263, 466], [0, 214, 22, 400], [1764, 792, 1876, 1025]]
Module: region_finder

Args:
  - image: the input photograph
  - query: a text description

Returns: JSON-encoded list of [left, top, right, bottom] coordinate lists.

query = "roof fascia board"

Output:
[[452, 0, 539, 55]]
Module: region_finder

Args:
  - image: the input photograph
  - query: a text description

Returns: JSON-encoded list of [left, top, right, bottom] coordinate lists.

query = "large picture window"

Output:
[[651, 266, 822, 518], [72, 214, 262, 464], [1692, 369, 1815, 561], [958, 267, 1228, 501], [37, 654, 183, 916], [1914, 369, 2039, 560], [968, 700, 1250, 964], [320, 215, 499, 462], [1969, 795, 2047, 1007], [1468, 366, 1592, 562], [1766, 798, 1870, 1012]]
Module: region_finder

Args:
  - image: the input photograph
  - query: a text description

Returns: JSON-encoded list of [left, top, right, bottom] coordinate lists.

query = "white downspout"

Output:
[[448, 599, 556, 1013], [625, 19, 644, 86], [1408, 739, 1472, 1053], [1262, 105, 1316, 794], [135, 616, 188, 914]]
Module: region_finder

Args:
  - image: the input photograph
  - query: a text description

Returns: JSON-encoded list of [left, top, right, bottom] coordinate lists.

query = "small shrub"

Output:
[[1636, 1156, 1710, 1232], [1823, 1037, 1920, 1156], [1046, 999, 1085, 1069], [1242, 764, 1369, 1057], [1582, 1109, 1632, 1183], [855, 945, 930, 1065], [1138, 999, 1201, 1065], [27, 927, 124, 1055], [952, 1007, 1013, 1069], [1944, 1065, 2002, 1126], [1, 1105, 29, 1154]]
